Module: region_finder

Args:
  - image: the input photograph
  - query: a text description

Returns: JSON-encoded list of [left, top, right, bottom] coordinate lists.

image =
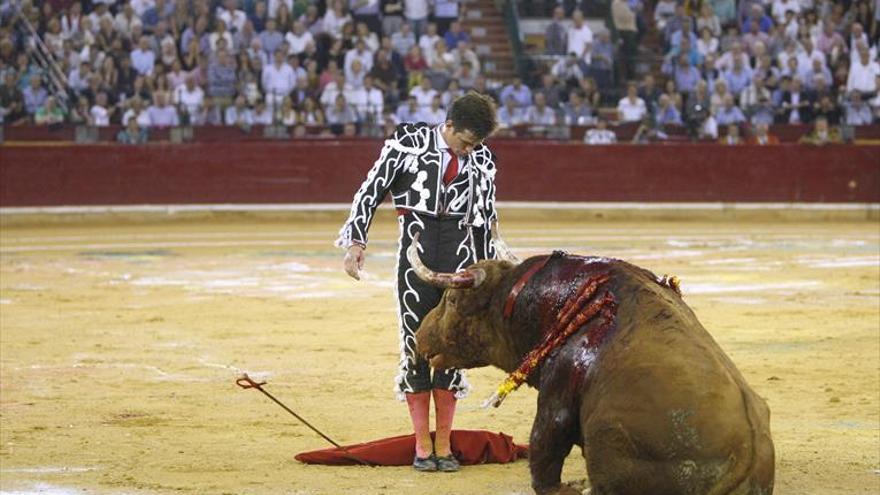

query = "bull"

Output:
[[408, 234, 775, 495]]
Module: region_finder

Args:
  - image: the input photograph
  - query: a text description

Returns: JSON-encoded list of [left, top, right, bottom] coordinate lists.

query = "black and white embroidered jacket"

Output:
[[336, 122, 499, 260]]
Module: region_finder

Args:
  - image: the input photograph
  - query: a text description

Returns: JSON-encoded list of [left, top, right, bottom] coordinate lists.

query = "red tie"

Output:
[[444, 150, 459, 186]]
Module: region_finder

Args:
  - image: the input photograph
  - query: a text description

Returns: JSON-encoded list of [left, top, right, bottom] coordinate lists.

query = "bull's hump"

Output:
[[515, 255, 618, 334]]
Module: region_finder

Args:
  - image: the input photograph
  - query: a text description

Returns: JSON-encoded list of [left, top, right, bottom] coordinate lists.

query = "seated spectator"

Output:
[[395, 95, 421, 123], [770, 0, 800, 24], [146, 91, 180, 127], [208, 49, 237, 108], [715, 42, 750, 73], [748, 122, 780, 145], [273, 96, 295, 126], [583, 118, 617, 144], [847, 46, 880, 96], [217, 0, 248, 33], [173, 76, 206, 125], [251, 99, 273, 125], [497, 96, 524, 128], [696, 27, 719, 58], [813, 94, 842, 125], [418, 95, 446, 124], [740, 75, 771, 114], [710, 79, 730, 115], [671, 55, 702, 95], [391, 22, 416, 58], [741, 4, 772, 34], [0, 71, 25, 125], [780, 78, 812, 124], [326, 93, 358, 129], [262, 49, 296, 108], [718, 124, 742, 144], [710, 0, 736, 26], [225, 95, 255, 127], [345, 39, 375, 81], [551, 53, 586, 88], [350, 75, 384, 123], [299, 96, 327, 125], [617, 83, 647, 123], [116, 117, 149, 144], [799, 116, 842, 145], [322, 0, 352, 41], [523, 93, 558, 126], [715, 94, 746, 126], [418, 23, 442, 65], [451, 41, 481, 76], [654, 94, 683, 126], [286, 21, 315, 56], [403, 45, 429, 86], [563, 90, 593, 126], [724, 57, 753, 95], [347, 59, 367, 88], [90, 92, 112, 126], [441, 79, 464, 108], [844, 91, 874, 126], [131, 36, 156, 76], [749, 97, 776, 126], [410, 77, 438, 110], [803, 58, 833, 92], [122, 97, 152, 127], [499, 77, 533, 108], [34, 96, 66, 125], [444, 21, 469, 50], [816, 20, 845, 56], [320, 73, 354, 111], [695, 4, 721, 38], [22, 75, 48, 116], [369, 51, 400, 100], [534, 74, 564, 110], [639, 75, 662, 110]]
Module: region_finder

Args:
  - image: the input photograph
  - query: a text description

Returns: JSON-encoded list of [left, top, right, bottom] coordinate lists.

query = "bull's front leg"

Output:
[[529, 390, 580, 495]]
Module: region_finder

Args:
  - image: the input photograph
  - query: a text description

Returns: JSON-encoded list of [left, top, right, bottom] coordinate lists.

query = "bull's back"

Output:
[[579, 262, 773, 494]]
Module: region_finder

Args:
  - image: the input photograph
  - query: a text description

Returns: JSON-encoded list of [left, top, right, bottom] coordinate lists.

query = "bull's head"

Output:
[[409, 230, 519, 370]]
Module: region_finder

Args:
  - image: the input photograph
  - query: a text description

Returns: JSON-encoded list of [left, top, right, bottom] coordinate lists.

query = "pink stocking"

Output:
[[405, 392, 433, 458], [432, 388, 457, 457]]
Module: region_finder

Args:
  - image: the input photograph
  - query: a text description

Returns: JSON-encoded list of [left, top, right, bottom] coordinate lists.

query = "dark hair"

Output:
[[448, 91, 497, 140]]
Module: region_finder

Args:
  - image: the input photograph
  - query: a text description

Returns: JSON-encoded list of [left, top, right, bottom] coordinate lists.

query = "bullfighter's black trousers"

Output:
[[394, 211, 476, 399]]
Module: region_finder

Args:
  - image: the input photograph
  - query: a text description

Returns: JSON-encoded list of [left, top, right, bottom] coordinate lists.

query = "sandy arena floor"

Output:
[[0, 214, 878, 495]]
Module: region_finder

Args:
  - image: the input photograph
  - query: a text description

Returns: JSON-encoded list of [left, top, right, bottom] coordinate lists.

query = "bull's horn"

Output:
[[491, 222, 520, 264], [406, 233, 486, 289]]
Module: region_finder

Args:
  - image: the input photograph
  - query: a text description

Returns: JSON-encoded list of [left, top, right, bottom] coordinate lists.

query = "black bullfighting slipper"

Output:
[[434, 453, 460, 472], [412, 454, 438, 472]]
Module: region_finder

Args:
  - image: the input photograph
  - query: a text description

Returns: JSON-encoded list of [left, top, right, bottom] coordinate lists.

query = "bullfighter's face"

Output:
[[415, 260, 515, 370]]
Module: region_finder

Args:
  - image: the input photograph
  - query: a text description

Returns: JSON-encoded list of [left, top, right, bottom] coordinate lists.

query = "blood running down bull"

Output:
[[407, 233, 775, 495]]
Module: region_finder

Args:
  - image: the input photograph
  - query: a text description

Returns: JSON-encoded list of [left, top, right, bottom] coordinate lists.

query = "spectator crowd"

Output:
[[0, 0, 877, 144]]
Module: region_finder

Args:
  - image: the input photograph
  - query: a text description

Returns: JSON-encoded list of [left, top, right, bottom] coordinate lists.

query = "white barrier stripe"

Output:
[[1, 201, 878, 215]]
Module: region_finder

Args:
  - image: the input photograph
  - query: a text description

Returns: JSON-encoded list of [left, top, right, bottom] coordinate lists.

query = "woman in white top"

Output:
[[697, 27, 719, 57], [322, 0, 352, 41], [279, 96, 298, 126]]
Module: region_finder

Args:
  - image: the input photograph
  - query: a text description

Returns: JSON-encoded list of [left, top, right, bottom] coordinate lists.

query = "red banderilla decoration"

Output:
[[235, 373, 373, 466]]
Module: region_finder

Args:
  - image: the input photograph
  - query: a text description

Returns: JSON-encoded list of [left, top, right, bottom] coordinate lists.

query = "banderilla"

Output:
[[235, 373, 373, 466]]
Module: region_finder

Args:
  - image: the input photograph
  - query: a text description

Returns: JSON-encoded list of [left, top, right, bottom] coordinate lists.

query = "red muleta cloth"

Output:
[[295, 430, 528, 466]]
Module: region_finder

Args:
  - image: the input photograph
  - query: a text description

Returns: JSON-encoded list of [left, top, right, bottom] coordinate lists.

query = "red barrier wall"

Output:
[[1, 141, 878, 207]]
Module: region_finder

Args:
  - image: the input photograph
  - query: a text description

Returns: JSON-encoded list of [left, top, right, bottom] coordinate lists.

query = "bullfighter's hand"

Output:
[[344, 244, 365, 280]]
